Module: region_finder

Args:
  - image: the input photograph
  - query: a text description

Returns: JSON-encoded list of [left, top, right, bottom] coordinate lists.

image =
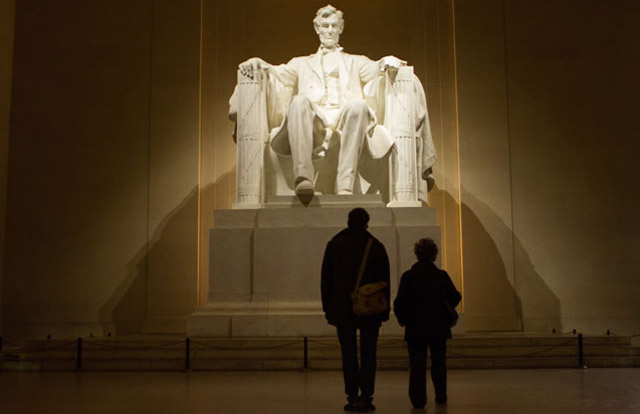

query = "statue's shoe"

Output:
[[295, 179, 314, 196]]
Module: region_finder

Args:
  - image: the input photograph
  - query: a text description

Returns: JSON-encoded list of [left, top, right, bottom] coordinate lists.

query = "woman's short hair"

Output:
[[414, 238, 438, 262]]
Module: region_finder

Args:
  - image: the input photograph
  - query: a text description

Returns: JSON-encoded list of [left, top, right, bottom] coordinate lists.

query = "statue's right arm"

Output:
[[238, 57, 298, 88], [238, 57, 271, 79]]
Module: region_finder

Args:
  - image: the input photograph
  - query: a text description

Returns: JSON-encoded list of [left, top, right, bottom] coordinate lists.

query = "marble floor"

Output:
[[0, 369, 638, 414]]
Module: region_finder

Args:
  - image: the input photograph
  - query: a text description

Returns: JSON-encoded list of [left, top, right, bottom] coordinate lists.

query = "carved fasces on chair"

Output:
[[386, 66, 422, 207], [234, 70, 268, 208]]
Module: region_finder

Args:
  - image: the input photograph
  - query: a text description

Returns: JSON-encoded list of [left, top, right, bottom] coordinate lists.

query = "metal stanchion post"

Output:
[[578, 333, 587, 369], [185, 338, 191, 371], [303, 337, 308, 371], [76, 338, 82, 371]]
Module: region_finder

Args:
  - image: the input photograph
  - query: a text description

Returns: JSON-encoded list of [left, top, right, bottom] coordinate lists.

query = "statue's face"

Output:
[[316, 14, 342, 49]]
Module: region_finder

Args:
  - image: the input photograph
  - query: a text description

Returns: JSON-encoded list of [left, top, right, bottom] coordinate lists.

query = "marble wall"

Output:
[[2, 0, 639, 339], [503, 0, 640, 332], [456, 0, 640, 333], [3, 0, 200, 338]]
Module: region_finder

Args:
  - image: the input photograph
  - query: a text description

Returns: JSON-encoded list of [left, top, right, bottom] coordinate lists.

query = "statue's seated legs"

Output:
[[335, 99, 369, 195], [231, 66, 434, 207], [286, 95, 320, 194], [287, 96, 370, 196]]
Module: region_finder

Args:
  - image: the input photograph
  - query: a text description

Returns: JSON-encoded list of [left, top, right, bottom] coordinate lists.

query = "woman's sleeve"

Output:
[[442, 270, 462, 308], [320, 242, 334, 316], [393, 273, 410, 326]]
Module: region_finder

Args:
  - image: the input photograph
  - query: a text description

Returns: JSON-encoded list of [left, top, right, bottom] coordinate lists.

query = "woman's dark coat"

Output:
[[321, 228, 391, 328], [393, 260, 462, 340]]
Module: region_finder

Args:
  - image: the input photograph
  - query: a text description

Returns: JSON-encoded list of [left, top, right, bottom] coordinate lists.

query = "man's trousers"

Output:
[[407, 338, 447, 407], [336, 323, 381, 403]]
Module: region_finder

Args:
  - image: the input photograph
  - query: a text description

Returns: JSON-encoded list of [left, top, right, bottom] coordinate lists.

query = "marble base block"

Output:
[[187, 195, 458, 337]]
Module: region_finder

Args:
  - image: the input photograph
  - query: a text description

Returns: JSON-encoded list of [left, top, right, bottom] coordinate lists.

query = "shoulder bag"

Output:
[[351, 238, 389, 316]]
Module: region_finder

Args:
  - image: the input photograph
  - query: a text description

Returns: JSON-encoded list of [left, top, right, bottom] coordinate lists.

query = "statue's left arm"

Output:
[[359, 55, 437, 190], [412, 74, 437, 183], [354, 55, 407, 84]]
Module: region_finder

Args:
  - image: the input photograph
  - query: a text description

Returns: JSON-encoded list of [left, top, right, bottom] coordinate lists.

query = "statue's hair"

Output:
[[313, 4, 344, 33]]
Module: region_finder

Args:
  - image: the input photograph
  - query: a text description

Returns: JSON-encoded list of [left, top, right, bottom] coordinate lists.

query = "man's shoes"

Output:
[[344, 402, 359, 412], [435, 397, 447, 405], [295, 179, 314, 197], [358, 402, 376, 412]]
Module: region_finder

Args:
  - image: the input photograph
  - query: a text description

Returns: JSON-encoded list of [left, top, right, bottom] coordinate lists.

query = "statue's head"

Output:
[[314, 5, 344, 49]]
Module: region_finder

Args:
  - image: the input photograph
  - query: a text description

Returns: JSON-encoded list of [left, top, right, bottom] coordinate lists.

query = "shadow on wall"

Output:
[[98, 168, 560, 334], [99, 169, 235, 335], [436, 185, 561, 332]]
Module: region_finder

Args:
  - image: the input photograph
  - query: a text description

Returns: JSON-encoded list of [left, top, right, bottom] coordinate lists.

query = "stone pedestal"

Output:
[[187, 195, 462, 337]]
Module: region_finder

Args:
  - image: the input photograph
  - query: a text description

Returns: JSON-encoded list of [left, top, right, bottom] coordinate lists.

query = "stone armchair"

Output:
[[228, 66, 435, 208]]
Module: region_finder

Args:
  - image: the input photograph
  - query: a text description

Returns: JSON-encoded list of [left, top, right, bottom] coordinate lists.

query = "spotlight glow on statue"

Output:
[[230, 5, 436, 206]]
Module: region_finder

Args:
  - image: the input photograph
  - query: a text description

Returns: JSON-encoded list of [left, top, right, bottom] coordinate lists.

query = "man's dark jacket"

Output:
[[393, 261, 461, 340], [321, 227, 391, 328]]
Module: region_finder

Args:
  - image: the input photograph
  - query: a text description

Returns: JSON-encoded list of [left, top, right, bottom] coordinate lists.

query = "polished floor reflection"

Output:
[[1, 369, 639, 413]]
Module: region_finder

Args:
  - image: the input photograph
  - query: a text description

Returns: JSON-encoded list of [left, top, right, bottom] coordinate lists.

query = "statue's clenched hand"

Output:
[[378, 56, 407, 72], [239, 57, 270, 79]]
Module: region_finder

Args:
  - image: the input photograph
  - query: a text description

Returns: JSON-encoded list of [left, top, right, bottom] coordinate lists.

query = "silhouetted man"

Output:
[[321, 208, 390, 412]]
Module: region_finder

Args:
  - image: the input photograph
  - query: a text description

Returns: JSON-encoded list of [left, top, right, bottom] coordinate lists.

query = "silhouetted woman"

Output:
[[393, 238, 461, 409]]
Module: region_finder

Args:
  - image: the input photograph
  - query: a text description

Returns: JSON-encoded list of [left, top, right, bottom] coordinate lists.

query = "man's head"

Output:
[[414, 238, 438, 263], [347, 208, 369, 230], [314, 5, 344, 49]]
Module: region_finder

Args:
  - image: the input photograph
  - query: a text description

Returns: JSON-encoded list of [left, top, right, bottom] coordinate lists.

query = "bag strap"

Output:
[[352, 238, 374, 298]]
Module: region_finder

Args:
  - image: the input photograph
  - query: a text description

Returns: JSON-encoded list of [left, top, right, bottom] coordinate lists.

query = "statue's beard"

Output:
[[320, 35, 339, 48]]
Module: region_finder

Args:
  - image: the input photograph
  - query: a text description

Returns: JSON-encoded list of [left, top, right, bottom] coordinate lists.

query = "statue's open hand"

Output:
[[379, 56, 407, 72], [239, 57, 269, 79]]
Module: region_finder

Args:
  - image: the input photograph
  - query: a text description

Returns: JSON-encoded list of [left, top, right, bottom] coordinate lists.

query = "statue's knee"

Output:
[[289, 95, 311, 112], [344, 99, 368, 116]]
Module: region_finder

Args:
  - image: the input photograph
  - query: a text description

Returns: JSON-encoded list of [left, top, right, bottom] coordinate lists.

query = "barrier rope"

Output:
[[82, 340, 185, 351], [306, 339, 340, 349], [588, 334, 640, 355], [1, 338, 20, 347], [189, 339, 303, 351], [447, 338, 578, 359], [606, 332, 640, 338], [305, 339, 405, 349], [2, 333, 637, 368], [11, 341, 77, 354], [379, 340, 406, 348]]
